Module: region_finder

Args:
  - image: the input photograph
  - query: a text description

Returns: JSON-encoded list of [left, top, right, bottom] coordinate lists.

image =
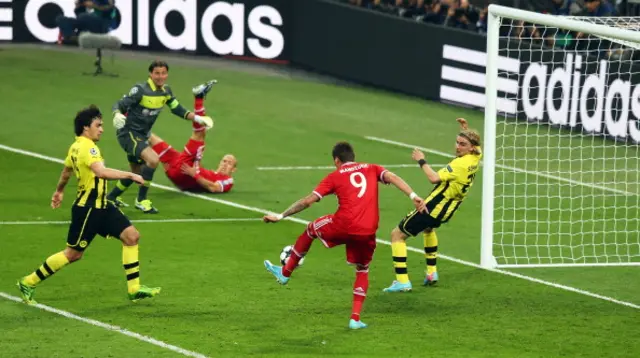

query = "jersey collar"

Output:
[[76, 135, 95, 144], [147, 78, 165, 92]]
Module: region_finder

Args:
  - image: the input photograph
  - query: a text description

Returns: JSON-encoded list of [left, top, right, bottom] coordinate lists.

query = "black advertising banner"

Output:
[[3, 0, 640, 142], [3, 0, 290, 62]]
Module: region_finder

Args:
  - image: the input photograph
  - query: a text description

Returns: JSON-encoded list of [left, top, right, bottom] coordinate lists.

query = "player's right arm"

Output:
[[90, 162, 144, 183], [263, 174, 333, 223], [51, 159, 74, 209], [112, 85, 144, 129]]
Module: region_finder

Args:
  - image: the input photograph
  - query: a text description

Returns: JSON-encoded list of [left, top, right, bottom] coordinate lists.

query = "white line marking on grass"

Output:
[[256, 164, 443, 171], [0, 292, 208, 358], [1, 143, 638, 310], [0, 218, 262, 225], [365, 136, 636, 196]]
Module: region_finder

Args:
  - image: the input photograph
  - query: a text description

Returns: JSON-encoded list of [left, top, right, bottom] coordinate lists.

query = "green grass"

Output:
[[0, 47, 638, 357]]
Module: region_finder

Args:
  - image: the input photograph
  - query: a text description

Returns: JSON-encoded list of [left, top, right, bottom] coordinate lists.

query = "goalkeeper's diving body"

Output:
[[383, 118, 482, 292], [149, 80, 237, 193], [107, 60, 214, 213]]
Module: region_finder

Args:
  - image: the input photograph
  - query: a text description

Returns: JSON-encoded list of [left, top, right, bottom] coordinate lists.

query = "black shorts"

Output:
[[117, 130, 149, 164], [397, 209, 442, 237], [66, 203, 132, 251]]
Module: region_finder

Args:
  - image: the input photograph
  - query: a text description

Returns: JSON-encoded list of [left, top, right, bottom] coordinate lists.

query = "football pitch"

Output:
[[0, 46, 637, 357]]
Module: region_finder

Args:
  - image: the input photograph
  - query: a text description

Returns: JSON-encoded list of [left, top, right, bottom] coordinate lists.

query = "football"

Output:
[[280, 245, 305, 266]]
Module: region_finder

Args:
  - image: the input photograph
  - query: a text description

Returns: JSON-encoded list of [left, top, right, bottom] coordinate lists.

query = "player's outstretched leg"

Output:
[[263, 260, 289, 285], [383, 228, 413, 293], [264, 230, 314, 285], [192, 80, 217, 98], [423, 230, 439, 286], [191, 80, 216, 133], [349, 319, 368, 330], [17, 250, 71, 304]]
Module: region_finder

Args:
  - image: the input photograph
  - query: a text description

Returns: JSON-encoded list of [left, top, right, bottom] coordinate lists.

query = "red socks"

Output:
[[193, 97, 206, 131], [351, 269, 369, 321], [282, 231, 314, 277]]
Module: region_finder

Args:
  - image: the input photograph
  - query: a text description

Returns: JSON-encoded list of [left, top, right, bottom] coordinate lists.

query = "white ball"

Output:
[[280, 245, 305, 266]]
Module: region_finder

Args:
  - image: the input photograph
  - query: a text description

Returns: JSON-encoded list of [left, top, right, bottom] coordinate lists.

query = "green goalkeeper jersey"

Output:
[[112, 78, 190, 137]]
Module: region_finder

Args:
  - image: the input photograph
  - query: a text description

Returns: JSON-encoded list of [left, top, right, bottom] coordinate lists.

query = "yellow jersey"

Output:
[[424, 150, 482, 223], [64, 136, 108, 209]]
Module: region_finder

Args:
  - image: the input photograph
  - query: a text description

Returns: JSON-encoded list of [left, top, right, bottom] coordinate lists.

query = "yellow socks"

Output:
[[122, 245, 141, 294], [423, 231, 438, 275], [391, 241, 409, 283], [23, 251, 70, 286]]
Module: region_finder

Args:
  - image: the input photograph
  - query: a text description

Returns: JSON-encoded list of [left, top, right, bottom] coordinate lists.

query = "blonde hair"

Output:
[[459, 129, 482, 155]]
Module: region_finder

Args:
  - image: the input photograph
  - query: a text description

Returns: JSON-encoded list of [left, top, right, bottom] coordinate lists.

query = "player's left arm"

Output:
[[165, 87, 213, 127], [164, 86, 194, 120], [180, 164, 224, 193], [382, 171, 425, 211]]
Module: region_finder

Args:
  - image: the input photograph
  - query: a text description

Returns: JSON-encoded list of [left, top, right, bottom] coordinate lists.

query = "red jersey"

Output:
[[312, 162, 388, 235], [168, 167, 234, 193], [152, 139, 234, 193]]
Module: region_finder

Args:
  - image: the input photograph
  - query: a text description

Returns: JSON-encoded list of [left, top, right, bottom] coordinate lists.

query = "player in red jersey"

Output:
[[148, 80, 236, 193], [263, 142, 425, 329]]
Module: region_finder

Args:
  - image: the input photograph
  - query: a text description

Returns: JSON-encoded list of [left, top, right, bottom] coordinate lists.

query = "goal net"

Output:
[[481, 6, 640, 268]]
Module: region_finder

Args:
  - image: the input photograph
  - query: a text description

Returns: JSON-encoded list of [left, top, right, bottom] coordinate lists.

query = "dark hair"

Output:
[[148, 60, 169, 73], [74, 105, 102, 136], [332, 141, 355, 162]]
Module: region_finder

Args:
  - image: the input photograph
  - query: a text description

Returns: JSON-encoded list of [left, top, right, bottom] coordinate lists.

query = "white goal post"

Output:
[[482, 5, 640, 268]]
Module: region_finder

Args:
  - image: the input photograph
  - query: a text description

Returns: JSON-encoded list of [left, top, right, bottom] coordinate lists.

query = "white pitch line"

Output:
[[256, 164, 443, 171], [1, 143, 638, 311], [0, 292, 208, 358], [365, 135, 636, 196], [0, 218, 261, 225]]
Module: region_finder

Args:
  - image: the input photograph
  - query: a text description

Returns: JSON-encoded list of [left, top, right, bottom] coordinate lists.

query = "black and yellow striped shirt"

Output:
[[424, 150, 482, 223], [64, 136, 108, 209]]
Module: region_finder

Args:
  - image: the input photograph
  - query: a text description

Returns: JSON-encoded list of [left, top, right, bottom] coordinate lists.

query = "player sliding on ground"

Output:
[[148, 81, 236, 193], [17, 105, 161, 304], [107, 61, 214, 213], [384, 118, 482, 292], [262, 142, 424, 329]]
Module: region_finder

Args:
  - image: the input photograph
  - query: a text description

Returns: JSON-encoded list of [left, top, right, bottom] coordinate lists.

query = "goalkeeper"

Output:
[[383, 118, 482, 292], [106, 60, 213, 213]]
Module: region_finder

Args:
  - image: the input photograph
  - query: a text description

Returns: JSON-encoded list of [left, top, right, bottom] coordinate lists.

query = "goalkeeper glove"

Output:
[[193, 115, 214, 130], [113, 112, 127, 130]]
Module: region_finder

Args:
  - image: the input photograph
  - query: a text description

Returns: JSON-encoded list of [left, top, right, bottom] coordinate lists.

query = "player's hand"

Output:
[[130, 173, 144, 185], [457, 117, 469, 130], [113, 112, 127, 130], [51, 191, 64, 209], [181, 163, 198, 177], [193, 115, 214, 130], [263, 214, 282, 223], [411, 148, 425, 162], [412, 196, 427, 213]]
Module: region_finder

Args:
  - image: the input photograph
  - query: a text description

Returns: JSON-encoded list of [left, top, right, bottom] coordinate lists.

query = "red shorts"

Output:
[[152, 139, 205, 191], [306, 215, 377, 266]]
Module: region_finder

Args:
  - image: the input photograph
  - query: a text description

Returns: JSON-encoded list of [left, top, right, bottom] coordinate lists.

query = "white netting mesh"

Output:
[[493, 16, 640, 266]]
